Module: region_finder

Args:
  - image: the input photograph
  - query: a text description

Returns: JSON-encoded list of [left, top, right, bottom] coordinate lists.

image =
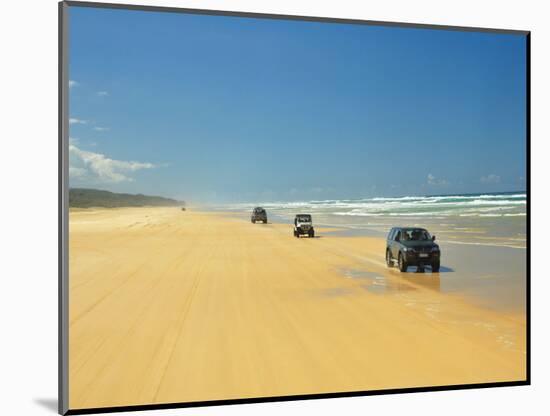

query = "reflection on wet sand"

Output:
[[339, 267, 441, 294]]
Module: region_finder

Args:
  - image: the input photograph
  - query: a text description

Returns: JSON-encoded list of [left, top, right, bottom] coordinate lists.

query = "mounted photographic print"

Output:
[[59, 1, 530, 414]]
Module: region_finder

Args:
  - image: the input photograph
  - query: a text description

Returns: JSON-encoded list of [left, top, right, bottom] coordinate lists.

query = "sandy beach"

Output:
[[69, 207, 526, 410]]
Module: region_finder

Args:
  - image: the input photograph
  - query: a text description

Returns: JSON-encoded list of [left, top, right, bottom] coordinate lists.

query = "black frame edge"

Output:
[[65, 380, 529, 415], [63, 0, 530, 35], [59, 1, 70, 415], [525, 32, 531, 385]]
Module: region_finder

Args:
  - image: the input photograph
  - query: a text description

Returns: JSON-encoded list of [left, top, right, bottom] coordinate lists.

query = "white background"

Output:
[[1, 0, 548, 415]]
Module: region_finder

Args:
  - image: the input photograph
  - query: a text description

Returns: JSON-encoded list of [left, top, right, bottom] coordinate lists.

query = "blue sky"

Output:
[[68, 6, 527, 203]]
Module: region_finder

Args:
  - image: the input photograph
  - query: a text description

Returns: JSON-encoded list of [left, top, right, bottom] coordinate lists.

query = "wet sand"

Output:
[[69, 207, 526, 410]]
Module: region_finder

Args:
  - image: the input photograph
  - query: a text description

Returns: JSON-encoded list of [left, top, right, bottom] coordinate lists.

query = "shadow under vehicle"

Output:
[[251, 207, 268, 223], [386, 227, 441, 272], [294, 214, 315, 238]]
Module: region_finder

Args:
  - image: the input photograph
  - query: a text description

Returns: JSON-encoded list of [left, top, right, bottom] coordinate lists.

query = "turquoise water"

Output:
[[220, 192, 527, 248], [239, 191, 526, 218]]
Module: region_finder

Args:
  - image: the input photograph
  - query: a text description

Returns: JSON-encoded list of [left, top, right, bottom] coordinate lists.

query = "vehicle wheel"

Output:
[[309, 230, 314, 238], [431, 261, 440, 273], [398, 253, 408, 272], [386, 250, 392, 267]]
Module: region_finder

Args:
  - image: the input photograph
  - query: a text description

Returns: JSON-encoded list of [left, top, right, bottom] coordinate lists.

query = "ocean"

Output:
[[221, 192, 527, 248]]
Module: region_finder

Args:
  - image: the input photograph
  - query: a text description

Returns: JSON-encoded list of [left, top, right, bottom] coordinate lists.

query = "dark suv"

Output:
[[251, 207, 267, 223], [386, 227, 440, 272]]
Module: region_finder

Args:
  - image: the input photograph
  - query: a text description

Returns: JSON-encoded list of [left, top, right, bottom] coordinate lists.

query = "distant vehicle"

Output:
[[294, 214, 315, 238], [251, 207, 267, 223], [181, 207, 186, 211], [386, 227, 440, 272]]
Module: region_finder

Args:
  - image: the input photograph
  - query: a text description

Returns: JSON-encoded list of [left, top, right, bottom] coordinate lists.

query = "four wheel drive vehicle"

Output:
[[294, 214, 315, 238], [386, 227, 440, 272], [251, 207, 268, 223]]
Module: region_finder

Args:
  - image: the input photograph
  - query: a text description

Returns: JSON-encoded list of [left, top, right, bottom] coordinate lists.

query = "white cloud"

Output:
[[69, 166, 87, 178], [69, 118, 87, 125], [480, 174, 501, 184], [93, 126, 109, 132], [69, 143, 155, 183], [427, 173, 449, 186], [69, 80, 78, 88], [97, 91, 109, 96]]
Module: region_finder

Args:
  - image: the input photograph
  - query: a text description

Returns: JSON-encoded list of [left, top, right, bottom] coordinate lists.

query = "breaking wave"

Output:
[[229, 192, 526, 218]]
